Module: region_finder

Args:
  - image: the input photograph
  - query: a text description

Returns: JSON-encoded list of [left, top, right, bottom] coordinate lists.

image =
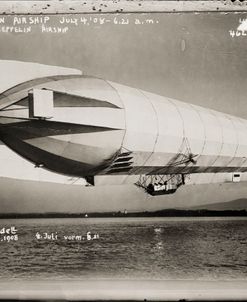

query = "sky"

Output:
[[0, 12, 247, 213]]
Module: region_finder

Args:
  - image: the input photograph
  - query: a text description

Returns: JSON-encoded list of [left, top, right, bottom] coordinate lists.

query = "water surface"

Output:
[[0, 217, 246, 280]]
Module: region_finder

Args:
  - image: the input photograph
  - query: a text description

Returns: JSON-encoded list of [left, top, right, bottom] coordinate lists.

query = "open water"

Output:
[[0, 217, 246, 281]]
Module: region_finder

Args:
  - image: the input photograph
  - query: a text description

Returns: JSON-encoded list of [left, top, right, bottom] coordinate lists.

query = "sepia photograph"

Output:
[[0, 0, 246, 300]]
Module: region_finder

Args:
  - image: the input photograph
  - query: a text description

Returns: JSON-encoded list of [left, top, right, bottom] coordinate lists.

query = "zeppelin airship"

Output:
[[1, 60, 247, 196]]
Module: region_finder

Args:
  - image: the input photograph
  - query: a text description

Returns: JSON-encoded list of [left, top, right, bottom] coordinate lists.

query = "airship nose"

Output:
[[0, 76, 126, 177]]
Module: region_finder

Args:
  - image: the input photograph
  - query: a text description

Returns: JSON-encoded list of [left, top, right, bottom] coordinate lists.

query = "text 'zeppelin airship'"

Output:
[[1, 61, 247, 196]]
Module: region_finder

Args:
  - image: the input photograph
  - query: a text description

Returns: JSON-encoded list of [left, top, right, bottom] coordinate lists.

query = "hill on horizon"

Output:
[[189, 199, 247, 211]]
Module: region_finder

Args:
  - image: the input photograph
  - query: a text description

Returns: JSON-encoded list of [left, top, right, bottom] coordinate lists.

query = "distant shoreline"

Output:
[[0, 209, 246, 219]]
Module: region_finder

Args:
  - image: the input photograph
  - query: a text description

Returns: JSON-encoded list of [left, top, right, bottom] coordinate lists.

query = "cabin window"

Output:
[[232, 173, 241, 183]]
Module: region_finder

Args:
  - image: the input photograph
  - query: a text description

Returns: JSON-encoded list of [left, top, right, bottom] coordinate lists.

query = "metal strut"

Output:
[[135, 138, 197, 196]]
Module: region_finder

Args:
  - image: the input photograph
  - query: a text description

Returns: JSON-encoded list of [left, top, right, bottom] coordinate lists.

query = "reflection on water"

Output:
[[0, 217, 246, 280]]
